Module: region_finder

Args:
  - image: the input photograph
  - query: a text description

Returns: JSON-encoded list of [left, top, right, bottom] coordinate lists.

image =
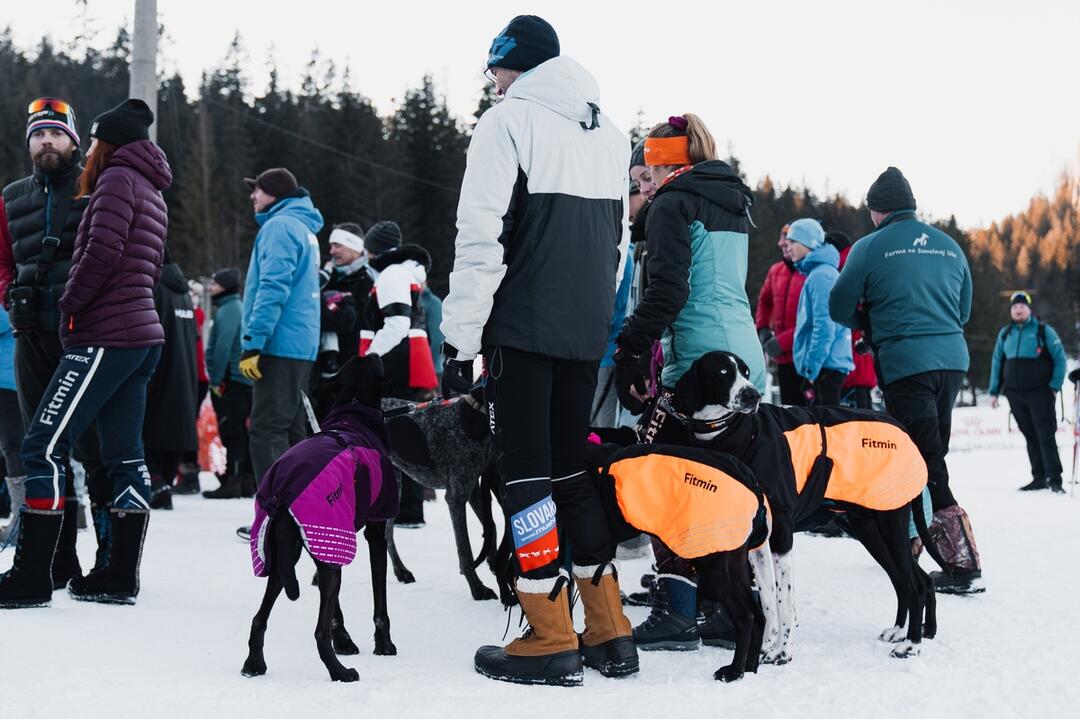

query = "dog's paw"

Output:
[[394, 568, 416, 584], [241, 657, 267, 677], [879, 625, 907, 643], [713, 664, 745, 683], [471, 584, 498, 601], [923, 621, 937, 640], [761, 651, 791, 666], [890, 640, 920, 659], [374, 639, 398, 656], [330, 667, 360, 682]]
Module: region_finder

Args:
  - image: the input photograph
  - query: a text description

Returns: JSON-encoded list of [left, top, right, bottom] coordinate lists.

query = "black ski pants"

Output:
[[1005, 387, 1062, 482], [775, 362, 806, 406], [484, 346, 611, 580], [882, 370, 964, 511]]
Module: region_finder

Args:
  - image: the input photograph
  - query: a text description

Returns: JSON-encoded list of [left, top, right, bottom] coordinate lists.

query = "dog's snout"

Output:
[[735, 385, 761, 411]]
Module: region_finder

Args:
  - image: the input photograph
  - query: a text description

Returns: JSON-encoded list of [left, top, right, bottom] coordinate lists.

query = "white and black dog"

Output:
[[668, 351, 941, 662]]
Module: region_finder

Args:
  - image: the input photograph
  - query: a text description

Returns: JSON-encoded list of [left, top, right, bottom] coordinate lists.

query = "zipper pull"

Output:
[[68, 314, 75, 331]]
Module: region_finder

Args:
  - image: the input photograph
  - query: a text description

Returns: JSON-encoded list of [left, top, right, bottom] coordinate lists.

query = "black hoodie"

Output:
[[144, 262, 199, 452]]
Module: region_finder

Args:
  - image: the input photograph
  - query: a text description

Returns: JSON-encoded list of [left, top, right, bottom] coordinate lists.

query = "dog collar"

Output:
[[658, 396, 736, 435]]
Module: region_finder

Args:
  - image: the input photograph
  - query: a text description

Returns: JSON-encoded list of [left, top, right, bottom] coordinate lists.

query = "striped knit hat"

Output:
[[26, 97, 80, 148]]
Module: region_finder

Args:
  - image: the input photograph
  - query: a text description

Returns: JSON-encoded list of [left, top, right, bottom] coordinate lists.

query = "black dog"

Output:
[[590, 441, 769, 682], [670, 351, 941, 662], [242, 356, 399, 682]]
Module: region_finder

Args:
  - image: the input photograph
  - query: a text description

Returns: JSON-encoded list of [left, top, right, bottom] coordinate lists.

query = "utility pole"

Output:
[[129, 0, 158, 141]]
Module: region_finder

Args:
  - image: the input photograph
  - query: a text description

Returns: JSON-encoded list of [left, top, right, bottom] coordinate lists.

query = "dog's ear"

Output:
[[673, 360, 703, 415]]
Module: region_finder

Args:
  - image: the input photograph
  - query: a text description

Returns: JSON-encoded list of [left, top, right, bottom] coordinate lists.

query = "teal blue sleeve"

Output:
[[243, 223, 300, 353], [829, 242, 866, 328], [1046, 324, 1067, 391], [205, 304, 234, 386], [801, 274, 834, 381], [959, 257, 973, 325], [988, 328, 1005, 395]]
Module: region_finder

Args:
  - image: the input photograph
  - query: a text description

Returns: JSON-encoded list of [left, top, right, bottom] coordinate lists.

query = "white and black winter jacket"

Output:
[[441, 56, 629, 361]]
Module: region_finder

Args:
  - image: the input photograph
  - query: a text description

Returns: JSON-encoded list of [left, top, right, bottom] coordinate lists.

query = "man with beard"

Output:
[[0, 98, 110, 585]]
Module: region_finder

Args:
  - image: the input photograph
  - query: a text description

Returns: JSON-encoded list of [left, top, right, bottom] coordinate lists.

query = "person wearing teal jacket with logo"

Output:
[[829, 166, 983, 596], [238, 168, 322, 483], [988, 291, 1067, 493]]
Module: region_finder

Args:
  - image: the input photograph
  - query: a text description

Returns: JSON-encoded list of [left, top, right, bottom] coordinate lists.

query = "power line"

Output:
[[203, 95, 462, 195]]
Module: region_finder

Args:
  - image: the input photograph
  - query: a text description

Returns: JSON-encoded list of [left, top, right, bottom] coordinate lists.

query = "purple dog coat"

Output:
[[250, 404, 399, 577]]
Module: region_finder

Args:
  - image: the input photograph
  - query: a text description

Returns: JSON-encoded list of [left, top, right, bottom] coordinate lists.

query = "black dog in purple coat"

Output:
[[242, 355, 399, 682]]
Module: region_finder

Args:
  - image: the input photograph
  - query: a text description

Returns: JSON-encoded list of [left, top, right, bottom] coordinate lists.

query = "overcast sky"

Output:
[[8, 0, 1079, 228]]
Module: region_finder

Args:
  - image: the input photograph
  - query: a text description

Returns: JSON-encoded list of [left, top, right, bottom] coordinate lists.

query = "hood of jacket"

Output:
[[796, 242, 840, 274], [370, 243, 431, 273], [505, 56, 602, 127], [110, 139, 172, 191], [657, 160, 753, 216], [255, 188, 324, 233], [159, 262, 188, 293]]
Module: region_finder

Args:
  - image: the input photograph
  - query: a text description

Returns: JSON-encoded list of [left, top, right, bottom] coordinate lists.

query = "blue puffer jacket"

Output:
[[793, 243, 853, 381], [0, 306, 15, 391], [988, 316, 1067, 395], [242, 191, 323, 361]]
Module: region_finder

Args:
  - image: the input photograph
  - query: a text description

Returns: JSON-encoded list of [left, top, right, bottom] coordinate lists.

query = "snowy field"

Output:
[[2, 402, 1079, 719]]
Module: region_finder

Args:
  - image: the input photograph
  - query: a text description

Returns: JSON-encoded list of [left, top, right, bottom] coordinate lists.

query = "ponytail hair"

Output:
[[647, 113, 717, 165]]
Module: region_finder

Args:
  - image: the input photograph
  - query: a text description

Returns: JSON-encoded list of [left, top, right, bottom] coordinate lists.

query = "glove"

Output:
[[800, 377, 816, 405], [614, 347, 652, 414], [757, 327, 774, 345], [239, 351, 262, 381], [1070, 368, 1080, 385], [441, 343, 474, 398], [318, 261, 334, 289], [854, 337, 872, 355]]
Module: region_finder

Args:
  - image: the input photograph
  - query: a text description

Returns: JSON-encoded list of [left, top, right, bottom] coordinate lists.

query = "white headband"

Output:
[[329, 227, 365, 254]]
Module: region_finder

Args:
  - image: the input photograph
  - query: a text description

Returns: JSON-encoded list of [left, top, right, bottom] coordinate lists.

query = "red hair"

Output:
[[77, 140, 118, 198]]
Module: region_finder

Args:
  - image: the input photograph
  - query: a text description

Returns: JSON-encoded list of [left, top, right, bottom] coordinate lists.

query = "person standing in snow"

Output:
[[988, 291, 1067, 493], [824, 231, 878, 409], [786, 218, 853, 406], [0, 99, 170, 608], [756, 225, 807, 405], [357, 220, 437, 528], [440, 15, 636, 686], [317, 222, 373, 381], [829, 166, 984, 595], [238, 168, 322, 485]]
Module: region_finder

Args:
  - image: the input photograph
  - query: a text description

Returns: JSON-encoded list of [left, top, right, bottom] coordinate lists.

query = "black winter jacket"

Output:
[[143, 262, 199, 452]]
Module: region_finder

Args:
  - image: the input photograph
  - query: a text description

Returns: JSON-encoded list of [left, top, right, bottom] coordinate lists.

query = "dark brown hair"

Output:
[[77, 139, 118, 197], [647, 113, 718, 165]]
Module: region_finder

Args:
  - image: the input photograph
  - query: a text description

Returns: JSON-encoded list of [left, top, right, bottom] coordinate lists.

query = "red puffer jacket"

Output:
[[837, 245, 877, 389], [755, 260, 804, 365], [59, 140, 171, 349]]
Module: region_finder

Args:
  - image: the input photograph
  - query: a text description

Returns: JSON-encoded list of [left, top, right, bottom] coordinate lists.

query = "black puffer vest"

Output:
[[2, 162, 88, 332]]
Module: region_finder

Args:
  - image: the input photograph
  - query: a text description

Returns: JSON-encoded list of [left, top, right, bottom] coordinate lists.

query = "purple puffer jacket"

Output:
[[250, 403, 399, 576], [59, 139, 172, 349]]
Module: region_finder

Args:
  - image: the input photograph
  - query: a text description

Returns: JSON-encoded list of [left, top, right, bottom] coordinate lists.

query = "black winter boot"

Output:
[[69, 509, 149, 605], [173, 464, 201, 495], [203, 474, 241, 499], [632, 575, 700, 651], [238, 473, 256, 499], [1048, 476, 1065, 494], [51, 498, 83, 589], [0, 509, 63, 609], [90, 503, 113, 574], [149, 475, 173, 510], [1019, 477, 1048, 491]]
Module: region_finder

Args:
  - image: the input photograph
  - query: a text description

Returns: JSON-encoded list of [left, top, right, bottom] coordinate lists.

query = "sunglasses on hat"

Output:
[[28, 97, 72, 115]]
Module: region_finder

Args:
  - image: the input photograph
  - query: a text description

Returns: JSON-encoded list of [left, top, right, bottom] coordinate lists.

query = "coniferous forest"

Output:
[[2, 27, 1077, 387]]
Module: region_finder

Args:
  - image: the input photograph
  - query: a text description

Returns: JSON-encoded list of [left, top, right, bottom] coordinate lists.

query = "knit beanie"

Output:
[[26, 97, 80, 147], [365, 221, 403, 256], [243, 167, 298, 198], [630, 139, 646, 170], [90, 98, 154, 147], [487, 15, 560, 72], [866, 166, 917, 213], [1009, 291, 1032, 308], [786, 218, 826, 250], [212, 267, 242, 294]]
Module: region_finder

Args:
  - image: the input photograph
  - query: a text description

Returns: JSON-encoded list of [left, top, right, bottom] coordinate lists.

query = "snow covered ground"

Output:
[[2, 402, 1079, 718]]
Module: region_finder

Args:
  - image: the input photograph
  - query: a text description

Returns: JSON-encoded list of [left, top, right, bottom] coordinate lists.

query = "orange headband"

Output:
[[643, 136, 690, 167]]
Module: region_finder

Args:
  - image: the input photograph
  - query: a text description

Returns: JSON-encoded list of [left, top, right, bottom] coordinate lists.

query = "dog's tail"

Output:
[[911, 491, 948, 572], [472, 462, 498, 569], [271, 517, 302, 601]]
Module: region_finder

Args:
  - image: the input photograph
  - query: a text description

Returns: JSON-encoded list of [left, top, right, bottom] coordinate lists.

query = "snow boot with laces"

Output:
[[574, 562, 638, 678]]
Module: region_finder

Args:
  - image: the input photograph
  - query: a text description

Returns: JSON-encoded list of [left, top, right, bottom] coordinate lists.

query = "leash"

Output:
[[383, 395, 467, 419]]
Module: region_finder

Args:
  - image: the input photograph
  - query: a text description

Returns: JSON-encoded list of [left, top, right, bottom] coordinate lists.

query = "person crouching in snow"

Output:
[[785, 218, 853, 406]]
